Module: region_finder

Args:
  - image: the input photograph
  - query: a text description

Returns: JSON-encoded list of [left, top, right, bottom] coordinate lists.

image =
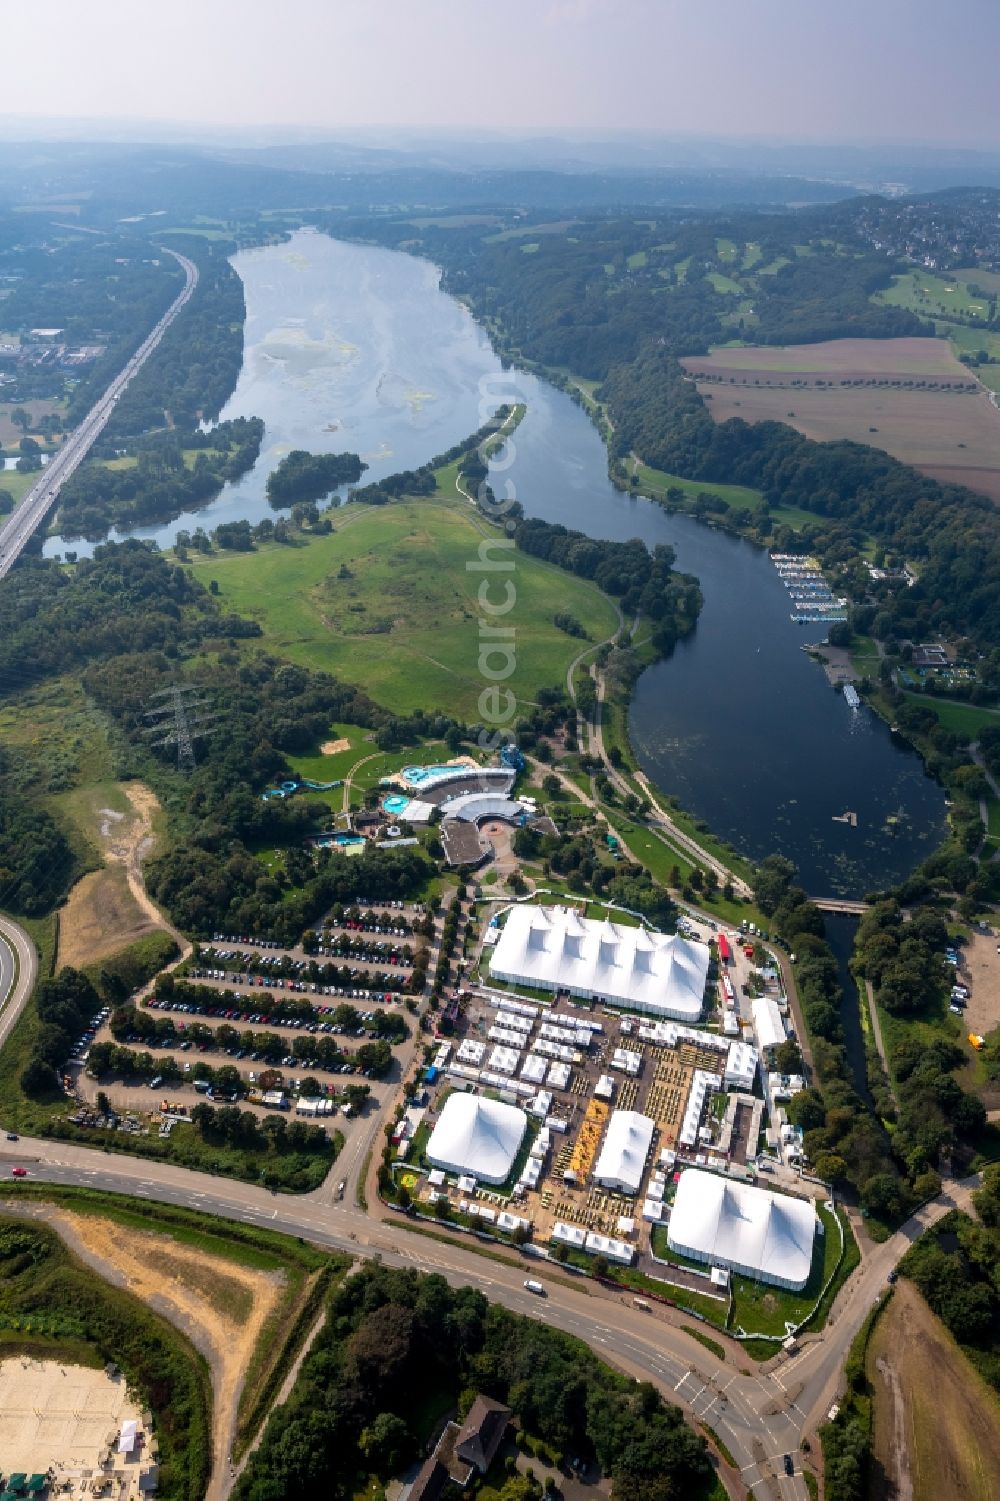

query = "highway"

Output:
[[0, 915, 979, 1500], [0, 913, 36, 1053], [0, 248, 199, 579]]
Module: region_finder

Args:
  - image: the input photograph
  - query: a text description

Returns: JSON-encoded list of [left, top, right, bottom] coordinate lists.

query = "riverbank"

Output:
[[60, 227, 945, 902]]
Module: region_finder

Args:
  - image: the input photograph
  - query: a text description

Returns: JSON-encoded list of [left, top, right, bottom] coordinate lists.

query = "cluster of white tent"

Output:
[[489, 905, 710, 1021]]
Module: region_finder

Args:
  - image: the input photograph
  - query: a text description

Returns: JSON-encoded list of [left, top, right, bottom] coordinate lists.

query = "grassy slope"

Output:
[[867, 1278, 1000, 1501], [183, 495, 619, 718]]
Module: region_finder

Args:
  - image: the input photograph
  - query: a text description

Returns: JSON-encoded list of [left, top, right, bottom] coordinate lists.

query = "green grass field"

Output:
[[632, 460, 763, 512], [877, 270, 991, 322], [902, 693, 1000, 741], [706, 271, 743, 296], [1, 466, 46, 507], [944, 323, 1000, 391], [183, 497, 619, 718]]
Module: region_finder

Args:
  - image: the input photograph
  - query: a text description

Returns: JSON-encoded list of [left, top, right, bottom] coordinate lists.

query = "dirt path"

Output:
[[10, 1203, 285, 1501], [58, 780, 190, 972], [868, 1279, 1000, 1501]]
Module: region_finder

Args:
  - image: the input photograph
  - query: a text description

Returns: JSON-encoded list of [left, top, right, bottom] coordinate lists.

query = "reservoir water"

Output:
[[46, 229, 947, 896]]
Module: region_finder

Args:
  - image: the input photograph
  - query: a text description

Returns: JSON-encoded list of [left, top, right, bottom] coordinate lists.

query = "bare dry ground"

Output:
[[682, 337, 1000, 504], [683, 336, 969, 379], [57, 780, 178, 970], [959, 931, 1000, 1040], [36, 1207, 285, 1501], [867, 1279, 1000, 1501]]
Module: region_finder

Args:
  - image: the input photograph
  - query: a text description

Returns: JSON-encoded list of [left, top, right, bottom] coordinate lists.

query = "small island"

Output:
[[266, 448, 367, 506]]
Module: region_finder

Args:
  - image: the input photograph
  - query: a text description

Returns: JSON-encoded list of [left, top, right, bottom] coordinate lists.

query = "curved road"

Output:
[[0, 913, 37, 1053], [0, 1134, 976, 1498], [0, 247, 199, 578], [0, 913, 980, 1499]]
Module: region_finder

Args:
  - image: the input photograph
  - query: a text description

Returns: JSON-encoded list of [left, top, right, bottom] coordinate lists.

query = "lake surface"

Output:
[[46, 228, 948, 896]]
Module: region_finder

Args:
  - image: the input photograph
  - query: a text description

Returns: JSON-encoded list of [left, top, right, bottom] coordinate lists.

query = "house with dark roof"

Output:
[[403, 1395, 512, 1501], [454, 1396, 511, 1474]]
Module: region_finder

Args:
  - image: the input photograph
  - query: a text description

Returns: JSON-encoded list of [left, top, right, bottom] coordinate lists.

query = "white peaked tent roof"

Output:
[[593, 1110, 655, 1193], [426, 1091, 528, 1184], [668, 1169, 816, 1289], [490, 905, 709, 1019]]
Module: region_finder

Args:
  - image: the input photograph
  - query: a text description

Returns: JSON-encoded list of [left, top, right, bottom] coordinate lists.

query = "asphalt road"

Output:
[[0, 912, 37, 1053], [0, 247, 198, 578], [0, 914, 980, 1500]]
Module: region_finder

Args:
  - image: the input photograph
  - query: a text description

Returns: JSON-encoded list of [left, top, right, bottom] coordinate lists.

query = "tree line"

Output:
[[235, 1262, 714, 1501]]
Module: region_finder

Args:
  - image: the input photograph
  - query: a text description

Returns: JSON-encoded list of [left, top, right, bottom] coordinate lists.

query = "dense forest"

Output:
[[235, 1262, 714, 1501], [56, 417, 264, 536], [754, 856, 985, 1228], [511, 516, 702, 658], [326, 206, 998, 665], [266, 448, 367, 506], [101, 236, 247, 439], [0, 751, 75, 915]]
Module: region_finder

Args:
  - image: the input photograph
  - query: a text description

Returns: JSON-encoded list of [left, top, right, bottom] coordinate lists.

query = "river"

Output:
[[46, 228, 947, 897]]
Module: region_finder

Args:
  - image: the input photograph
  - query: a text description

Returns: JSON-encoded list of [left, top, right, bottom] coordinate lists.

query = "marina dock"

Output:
[[771, 552, 848, 623]]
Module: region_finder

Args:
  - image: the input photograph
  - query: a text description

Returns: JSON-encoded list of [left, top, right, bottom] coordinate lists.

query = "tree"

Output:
[[359, 1412, 410, 1473], [813, 1152, 849, 1186], [10, 406, 30, 435], [20, 1056, 59, 1097]]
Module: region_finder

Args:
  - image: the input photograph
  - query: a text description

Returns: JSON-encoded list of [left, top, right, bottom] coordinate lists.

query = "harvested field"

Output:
[[683, 338, 1000, 504], [867, 1279, 1000, 1501], [58, 865, 161, 971], [682, 336, 970, 380]]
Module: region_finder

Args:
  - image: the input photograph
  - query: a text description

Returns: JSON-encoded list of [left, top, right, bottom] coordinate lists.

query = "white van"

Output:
[[523, 1279, 546, 1296]]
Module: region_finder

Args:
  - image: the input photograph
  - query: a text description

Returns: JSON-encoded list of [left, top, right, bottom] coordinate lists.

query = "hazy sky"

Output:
[[2, 0, 997, 145]]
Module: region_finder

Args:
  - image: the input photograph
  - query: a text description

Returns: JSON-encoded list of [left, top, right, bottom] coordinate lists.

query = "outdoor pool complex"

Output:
[[401, 764, 471, 788]]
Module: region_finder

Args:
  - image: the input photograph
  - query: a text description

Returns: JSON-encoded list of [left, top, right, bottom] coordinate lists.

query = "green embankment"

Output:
[[0, 1211, 212, 1501], [183, 495, 619, 719]]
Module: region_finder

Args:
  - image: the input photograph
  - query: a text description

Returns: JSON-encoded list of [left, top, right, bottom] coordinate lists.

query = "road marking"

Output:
[[673, 1371, 693, 1392]]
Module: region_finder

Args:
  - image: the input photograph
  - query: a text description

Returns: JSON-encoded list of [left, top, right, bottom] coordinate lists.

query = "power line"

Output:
[[144, 684, 221, 773]]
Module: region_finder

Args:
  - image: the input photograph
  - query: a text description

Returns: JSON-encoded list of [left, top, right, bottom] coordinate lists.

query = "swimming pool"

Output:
[[400, 764, 464, 788], [382, 794, 412, 816]]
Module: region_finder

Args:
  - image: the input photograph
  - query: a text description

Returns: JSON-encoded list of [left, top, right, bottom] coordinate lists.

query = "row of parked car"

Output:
[[180, 974, 403, 1005], [70, 1007, 111, 1062]]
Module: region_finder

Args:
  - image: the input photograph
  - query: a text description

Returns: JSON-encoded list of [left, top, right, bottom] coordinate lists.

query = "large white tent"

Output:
[[593, 1110, 655, 1194], [490, 905, 709, 1021], [667, 1169, 816, 1290], [426, 1092, 527, 1185]]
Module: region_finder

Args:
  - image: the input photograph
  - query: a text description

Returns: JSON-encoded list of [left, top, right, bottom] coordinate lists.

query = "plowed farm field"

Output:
[[683, 337, 1000, 503]]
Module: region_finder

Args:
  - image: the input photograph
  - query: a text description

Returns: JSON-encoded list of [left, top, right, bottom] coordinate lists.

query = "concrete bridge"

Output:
[[810, 897, 871, 916]]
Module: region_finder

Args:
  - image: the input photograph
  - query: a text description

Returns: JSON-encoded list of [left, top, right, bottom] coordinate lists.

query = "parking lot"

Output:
[[66, 901, 433, 1123]]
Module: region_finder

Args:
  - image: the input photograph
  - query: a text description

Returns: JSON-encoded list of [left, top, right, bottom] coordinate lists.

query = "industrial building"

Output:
[[426, 1092, 527, 1184], [667, 1169, 817, 1289], [489, 905, 710, 1020], [593, 1109, 655, 1194]]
